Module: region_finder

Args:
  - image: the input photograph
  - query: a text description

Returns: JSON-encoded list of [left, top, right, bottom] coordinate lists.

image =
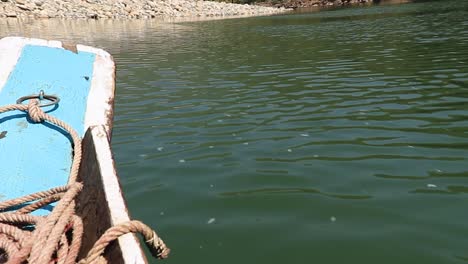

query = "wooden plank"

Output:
[[80, 44, 116, 137], [77, 125, 147, 263]]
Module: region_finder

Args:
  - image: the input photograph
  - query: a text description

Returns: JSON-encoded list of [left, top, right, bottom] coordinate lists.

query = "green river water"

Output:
[[1, 0, 468, 263]]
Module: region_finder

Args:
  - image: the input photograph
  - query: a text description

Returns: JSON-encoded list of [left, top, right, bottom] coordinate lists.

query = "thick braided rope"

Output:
[[65, 216, 84, 264], [0, 223, 27, 246], [0, 213, 42, 225], [0, 99, 169, 263], [17, 193, 63, 214], [26, 100, 83, 184], [29, 184, 82, 263], [0, 100, 83, 263], [0, 101, 81, 183], [0, 100, 84, 264], [0, 186, 68, 211], [79, 220, 170, 264]]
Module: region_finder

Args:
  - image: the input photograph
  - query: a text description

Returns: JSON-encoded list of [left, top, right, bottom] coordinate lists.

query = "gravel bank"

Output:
[[0, 0, 289, 19]]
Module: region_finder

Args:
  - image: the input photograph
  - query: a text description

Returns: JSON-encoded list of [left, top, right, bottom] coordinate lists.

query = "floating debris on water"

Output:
[[434, 169, 442, 173], [210, 184, 214, 188], [313, 154, 319, 158], [179, 159, 186, 163], [157, 147, 164, 151], [243, 142, 249, 145], [300, 133, 309, 137], [408, 145, 415, 148], [427, 184, 437, 188], [287, 149, 292, 152], [207, 218, 216, 224], [139, 154, 148, 158], [209, 146, 214, 149], [160, 211, 165, 216], [330, 216, 336, 222]]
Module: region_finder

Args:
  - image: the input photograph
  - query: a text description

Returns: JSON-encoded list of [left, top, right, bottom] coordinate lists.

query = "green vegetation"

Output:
[[208, 0, 258, 3]]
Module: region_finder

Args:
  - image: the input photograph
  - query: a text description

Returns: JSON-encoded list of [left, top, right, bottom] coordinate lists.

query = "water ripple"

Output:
[[3, 2, 467, 263], [221, 187, 372, 200]]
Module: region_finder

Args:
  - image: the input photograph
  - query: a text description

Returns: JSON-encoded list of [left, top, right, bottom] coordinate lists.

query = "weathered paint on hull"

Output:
[[0, 37, 146, 263], [78, 125, 147, 263]]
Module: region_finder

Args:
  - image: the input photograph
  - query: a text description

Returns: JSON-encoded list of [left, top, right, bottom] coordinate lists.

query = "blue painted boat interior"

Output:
[[0, 44, 95, 214]]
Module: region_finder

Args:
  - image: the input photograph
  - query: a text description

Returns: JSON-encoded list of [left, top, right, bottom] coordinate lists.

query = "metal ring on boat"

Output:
[[16, 92, 60, 107]]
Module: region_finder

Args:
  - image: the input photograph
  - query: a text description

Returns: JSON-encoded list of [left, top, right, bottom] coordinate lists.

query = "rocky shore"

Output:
[[0, 0, 289, 19], [258, 0, 374, 9]]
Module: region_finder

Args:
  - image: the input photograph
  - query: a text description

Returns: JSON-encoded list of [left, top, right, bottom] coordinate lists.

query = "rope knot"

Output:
[[146, 231, 170, 259], [27, 99, 45, 123]]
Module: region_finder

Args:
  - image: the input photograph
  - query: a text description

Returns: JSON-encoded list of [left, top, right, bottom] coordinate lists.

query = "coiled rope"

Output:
[[0, 97, 170, 263]]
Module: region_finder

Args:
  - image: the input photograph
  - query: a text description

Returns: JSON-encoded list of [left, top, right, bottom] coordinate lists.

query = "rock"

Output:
[[87, 12, 98, 19], [2, 0, 290, 19], [6, 12, 17, 17], [16, 3, 33, 11], [147, 1, 157, 8], [37, 9, 49, 18]]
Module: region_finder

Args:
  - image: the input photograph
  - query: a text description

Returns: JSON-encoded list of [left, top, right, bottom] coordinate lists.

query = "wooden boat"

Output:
[[0, 37, 167, 263]]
